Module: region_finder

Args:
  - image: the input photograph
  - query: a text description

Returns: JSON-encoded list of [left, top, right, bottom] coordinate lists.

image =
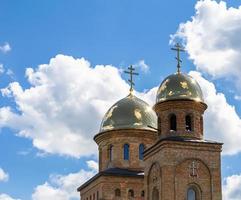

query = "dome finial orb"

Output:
[[124, 65, 139, 94], [171, 42, 185, 73]]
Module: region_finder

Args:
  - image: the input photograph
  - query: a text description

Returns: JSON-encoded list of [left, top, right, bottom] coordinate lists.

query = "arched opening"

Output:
[[124, 144, 130, 160], [139, 144, 145, 160], [128, 189, 134, 198], [170, 114, 177, 131], [185, 115, 192, 131], [152, 187, 159, 200], [108, 145, 113, 161], [158, 117, 161, 135], [187, 187, 196, 200], [200, 116, 203, 134], [141, 190, 145, 197], [115, 188, 121, 197]]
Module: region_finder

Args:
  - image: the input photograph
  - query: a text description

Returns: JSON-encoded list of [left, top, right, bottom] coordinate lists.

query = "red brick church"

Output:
[[77, 44, 222, 200]]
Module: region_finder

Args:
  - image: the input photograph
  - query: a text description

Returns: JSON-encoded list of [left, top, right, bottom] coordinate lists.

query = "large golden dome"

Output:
[[100, 94, 157, 133], [156, 72, 204, 103]]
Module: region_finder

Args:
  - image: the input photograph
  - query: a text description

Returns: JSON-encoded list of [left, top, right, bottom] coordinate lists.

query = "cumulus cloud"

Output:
[[0, 54, 240, 157], [0, 43, 11, 54], [0, 168, 9, 182], [0, 55, 131, 158], [223, 174, 241, 200], [0, 194, 20, 200], [134, 60, 150, 73], [32, 160, 97, 200], [0, 64, 4, 74], [172, 0, 241, 85], [190, 71, 241, 155]]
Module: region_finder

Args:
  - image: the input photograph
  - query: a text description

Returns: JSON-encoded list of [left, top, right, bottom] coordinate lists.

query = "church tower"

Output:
[[78, 66, 158, 200], [144, 43, 222, 200]]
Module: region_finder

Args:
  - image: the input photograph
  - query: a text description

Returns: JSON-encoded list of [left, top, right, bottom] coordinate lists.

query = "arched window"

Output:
[[141, 190, 145, 197], [139, 144, 145, 160], [115, 188, 121, 197], [185, 115, 192, 131], [152, 187, 159, 200], [187, 188, 196, 200], [158, 117, 161, 135], [128, 189, 134, 198], [124, 144, 129, 160], [109, 145, 113, 161], [200, 116, 203, 134], [170, 114, 177, 131]]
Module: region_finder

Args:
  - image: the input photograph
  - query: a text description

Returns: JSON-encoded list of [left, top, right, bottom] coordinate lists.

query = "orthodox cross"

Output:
[[171, 42, 185, 73], [124, 65, 139, 93], [189, 160, 198, 177]]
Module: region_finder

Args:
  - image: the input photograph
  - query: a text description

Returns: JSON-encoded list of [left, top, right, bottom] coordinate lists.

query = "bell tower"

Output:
[[144, 43, 222, 200]]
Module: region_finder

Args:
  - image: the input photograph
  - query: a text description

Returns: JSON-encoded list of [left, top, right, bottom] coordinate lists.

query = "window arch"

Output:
[[170, 114, 177, 131], [128, 189, 134, 198], [115, 188, 121, 197], [108, 145, 113, 161], [139, 144, 145, 160], [185, 115, 192, 131], [124, 144, 129, 160]]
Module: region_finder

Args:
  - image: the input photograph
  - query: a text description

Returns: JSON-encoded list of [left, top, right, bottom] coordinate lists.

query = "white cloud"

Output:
[[0, 43, 11, 54], [223, 174, 241, 200], [172, 0, 241, 84], [32, 160, 97, 200], [190, 71, 241, 155], [134, 60, 150, 73], [0, 55, 130, 158], [0, 194, 20, 200], [0, 168, 9, 182], [1, 54, 241, 157], [234, 95, 241, 101], [0, 64, 4, 74]]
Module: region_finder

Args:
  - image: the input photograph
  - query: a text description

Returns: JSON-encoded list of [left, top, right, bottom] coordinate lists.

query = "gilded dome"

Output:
[[156, 73, 204, 103], [100, 94, 157, 133]]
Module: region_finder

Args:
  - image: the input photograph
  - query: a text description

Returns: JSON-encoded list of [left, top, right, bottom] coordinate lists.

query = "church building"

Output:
[[77, 44, 223, 200]]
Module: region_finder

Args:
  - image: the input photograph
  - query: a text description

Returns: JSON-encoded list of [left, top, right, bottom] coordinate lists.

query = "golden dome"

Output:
[[156, 73, 204, 103], [100, 94, 157, 133]]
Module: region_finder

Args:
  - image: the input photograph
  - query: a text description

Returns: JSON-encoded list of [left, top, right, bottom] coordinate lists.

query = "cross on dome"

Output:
[[124, 65, 139, 94], [171, 42, 185, 73]]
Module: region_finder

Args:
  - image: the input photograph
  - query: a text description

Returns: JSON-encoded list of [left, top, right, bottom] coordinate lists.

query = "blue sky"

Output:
[[1, 0, 241, 199]]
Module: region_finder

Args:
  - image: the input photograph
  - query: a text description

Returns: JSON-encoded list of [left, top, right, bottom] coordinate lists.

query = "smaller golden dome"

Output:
[[156, 73, 204, 103], [100, 94, 157, 133]]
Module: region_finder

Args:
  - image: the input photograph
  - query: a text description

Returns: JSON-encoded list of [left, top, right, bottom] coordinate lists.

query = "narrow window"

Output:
[[158, 117, 161, 135], [170, 114, 177, 131], [186, 115, 192, 131], [93, 193, 95, 200], [139, 144, 145, 160], [109, 145, 113, 161], [115, 188, 121, 197], [187, 188, 196, 200], [97, 191, 99, 200], [141, 190, 145, 197], [128, 189, 134, 197], [152, 187, 159, 200], [124, 144, 129, 160], [200, 116, 203, 134]]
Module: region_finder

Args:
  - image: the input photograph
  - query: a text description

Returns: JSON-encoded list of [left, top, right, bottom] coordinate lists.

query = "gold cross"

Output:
[[124, 65, 139, 93], [171, 43, 185, 73]]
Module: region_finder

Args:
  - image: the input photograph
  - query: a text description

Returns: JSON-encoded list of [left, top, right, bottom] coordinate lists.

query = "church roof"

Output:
[[156, 72, 204, 103], [77, 168, 144, 191], [99, 93, 157, 133]]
